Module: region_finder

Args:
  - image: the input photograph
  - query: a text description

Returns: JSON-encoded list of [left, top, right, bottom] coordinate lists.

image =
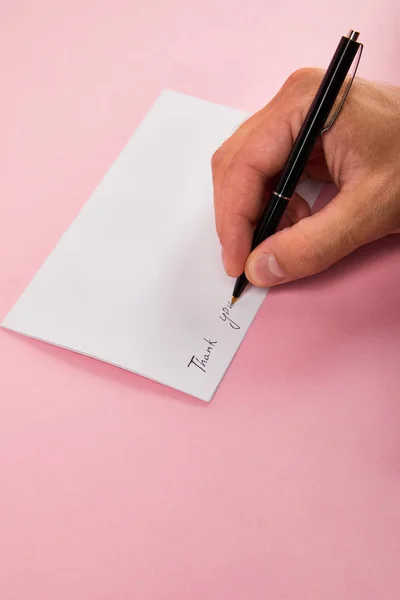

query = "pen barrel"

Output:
[[252, 196, 288, 250], [275, 35, 361, 199]]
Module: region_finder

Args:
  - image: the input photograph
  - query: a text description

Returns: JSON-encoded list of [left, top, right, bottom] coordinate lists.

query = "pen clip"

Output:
[[321, 43, 363, 135]]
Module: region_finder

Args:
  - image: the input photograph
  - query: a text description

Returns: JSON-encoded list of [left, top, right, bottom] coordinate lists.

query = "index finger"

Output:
[[212, 68, 325, 277], [212, 108, 272, 241], [218, 112, 294, 276]]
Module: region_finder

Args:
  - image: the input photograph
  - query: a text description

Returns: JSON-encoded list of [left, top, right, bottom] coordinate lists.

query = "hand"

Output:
[[212, 69, 400, 287]]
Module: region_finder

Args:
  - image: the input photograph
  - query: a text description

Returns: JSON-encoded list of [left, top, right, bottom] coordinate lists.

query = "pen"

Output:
[[231, 29, 363, 303]]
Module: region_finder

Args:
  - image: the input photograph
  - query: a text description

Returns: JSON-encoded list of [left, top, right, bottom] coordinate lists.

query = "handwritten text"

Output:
[[187, 338, 218, 373], [219, 300, 240, 330]]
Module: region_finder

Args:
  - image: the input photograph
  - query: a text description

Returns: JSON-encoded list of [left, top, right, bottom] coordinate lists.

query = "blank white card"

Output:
[[2, 91, 321, 401]]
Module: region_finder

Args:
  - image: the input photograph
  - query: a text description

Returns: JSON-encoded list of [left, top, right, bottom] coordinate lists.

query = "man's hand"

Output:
[[212, 69, 400, 287]]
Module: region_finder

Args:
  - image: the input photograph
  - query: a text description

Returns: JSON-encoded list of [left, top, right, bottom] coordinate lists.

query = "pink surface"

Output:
[[1, 1, 400, 598]]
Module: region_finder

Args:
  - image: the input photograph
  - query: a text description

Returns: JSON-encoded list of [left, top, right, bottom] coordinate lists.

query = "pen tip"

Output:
[[231, 296, 237, 305]]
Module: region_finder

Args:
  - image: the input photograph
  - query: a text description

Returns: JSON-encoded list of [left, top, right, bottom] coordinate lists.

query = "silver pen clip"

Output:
[[321, 41, 363, 134]]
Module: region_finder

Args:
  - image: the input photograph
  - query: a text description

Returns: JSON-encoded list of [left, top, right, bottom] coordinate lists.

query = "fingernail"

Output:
[[247, 253, 286, 286]]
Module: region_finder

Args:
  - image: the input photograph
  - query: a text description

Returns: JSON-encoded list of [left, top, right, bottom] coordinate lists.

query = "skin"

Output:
[[212, 69, 400, 288]]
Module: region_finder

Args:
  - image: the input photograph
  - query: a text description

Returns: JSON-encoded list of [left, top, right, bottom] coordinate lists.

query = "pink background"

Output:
[[1, 1, 400, 598]]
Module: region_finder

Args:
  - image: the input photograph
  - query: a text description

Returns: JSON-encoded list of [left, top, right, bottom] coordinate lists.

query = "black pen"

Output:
[[231, 29, 363, 303]]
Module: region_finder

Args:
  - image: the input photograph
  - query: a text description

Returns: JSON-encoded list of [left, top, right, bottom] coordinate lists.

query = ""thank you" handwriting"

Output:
[[187, 338, 218, 373], [187, 300, 241, 374], [220, 300, 240, 330]]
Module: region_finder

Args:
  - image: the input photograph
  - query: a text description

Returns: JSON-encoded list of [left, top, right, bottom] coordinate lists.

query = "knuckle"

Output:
[[344, 224, 359, 250], [293, 225, 358, 275], [283, 67, 322, 92], [280, 226, 329, 275], [211, 147, 225, 171], [297, 243, 327, 274]]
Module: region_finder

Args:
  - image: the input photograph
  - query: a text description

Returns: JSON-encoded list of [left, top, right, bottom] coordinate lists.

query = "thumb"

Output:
[[245, 188, 370, 287]]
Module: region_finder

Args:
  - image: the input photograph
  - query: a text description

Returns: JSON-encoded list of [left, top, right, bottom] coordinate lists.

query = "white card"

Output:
[[2, 91, 322, 402]]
